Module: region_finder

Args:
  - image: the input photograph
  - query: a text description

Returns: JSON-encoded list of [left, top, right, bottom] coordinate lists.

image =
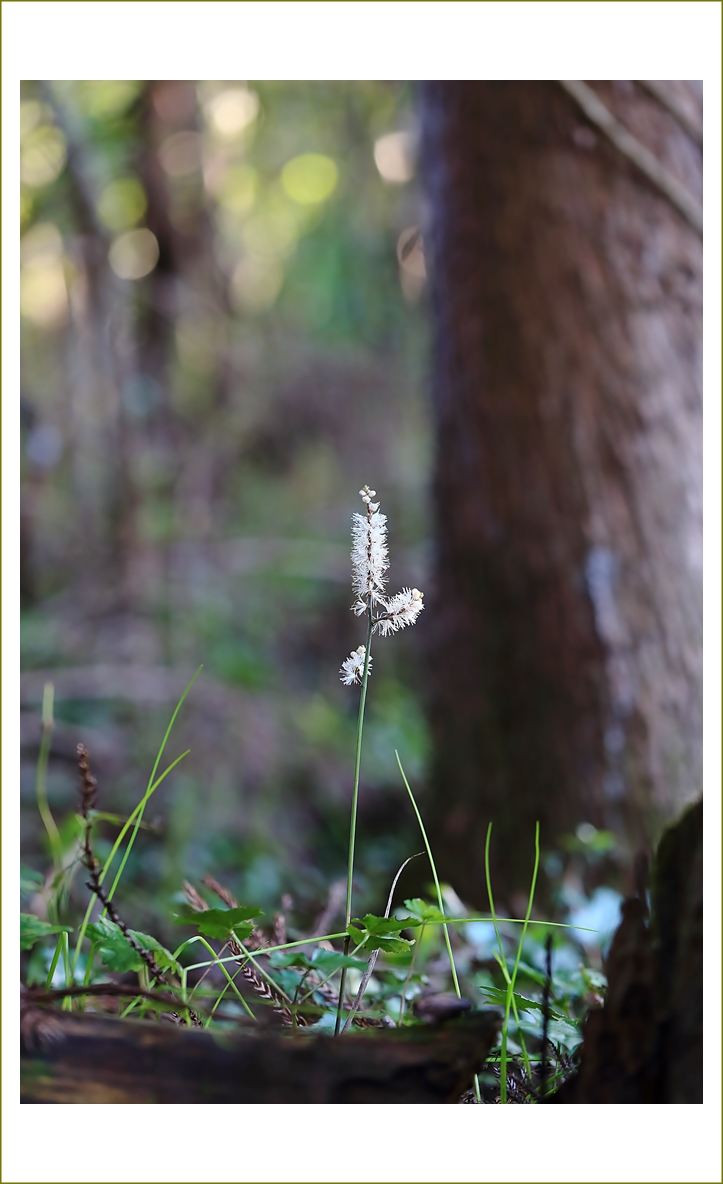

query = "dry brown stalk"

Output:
[[76, 744, 202, 1027]]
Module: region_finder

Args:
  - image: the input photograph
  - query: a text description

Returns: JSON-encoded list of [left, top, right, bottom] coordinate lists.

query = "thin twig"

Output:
[[558, 80, 702, 235]]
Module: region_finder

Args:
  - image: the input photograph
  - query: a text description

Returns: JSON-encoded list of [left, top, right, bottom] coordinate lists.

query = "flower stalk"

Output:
[[335, 486, 425, 1035], [334, 606, 373, 1035]]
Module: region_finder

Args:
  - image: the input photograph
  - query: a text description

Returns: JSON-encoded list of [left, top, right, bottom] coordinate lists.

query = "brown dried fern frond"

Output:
[[227, 936, 304, 1027], [183, 881, 209, 913], [202, 875, 237, 908]]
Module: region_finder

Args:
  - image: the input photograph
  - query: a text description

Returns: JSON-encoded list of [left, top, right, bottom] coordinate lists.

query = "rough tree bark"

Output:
[[420, 81, 702, 903]]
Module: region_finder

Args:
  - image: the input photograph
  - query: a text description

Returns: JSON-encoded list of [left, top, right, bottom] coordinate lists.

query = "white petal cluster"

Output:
[[351, 487, 388, 604], [339, 645, 371, 686], [375, 588, 425, 636], [341, 487, 425, 688]]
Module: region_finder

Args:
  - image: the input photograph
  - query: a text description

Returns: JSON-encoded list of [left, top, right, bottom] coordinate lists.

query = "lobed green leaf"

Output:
[[173, 905, 263, 941], [87, 919, 181, 975]]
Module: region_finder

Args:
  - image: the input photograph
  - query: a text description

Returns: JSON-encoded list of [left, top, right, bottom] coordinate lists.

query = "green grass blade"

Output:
[[395, 750, 460, 998], [106, 666, 202, 904]]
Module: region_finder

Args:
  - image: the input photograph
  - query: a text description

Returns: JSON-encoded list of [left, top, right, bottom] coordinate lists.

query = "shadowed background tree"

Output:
[[420, 80, 702, 904]]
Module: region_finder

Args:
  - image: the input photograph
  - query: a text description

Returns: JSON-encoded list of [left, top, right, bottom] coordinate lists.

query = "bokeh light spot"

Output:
[[109, 229, 160, 280], [20, 125, 67, 188], [207, 87, 260, 139], [20, 100, 49, 139], [281, 154, 338, 205], [230, 255, 284, 312], [97, 178, 148, 231], [82, 81, 143, 120], [20, 223, 68, 328], [374, 131, 415, 184]]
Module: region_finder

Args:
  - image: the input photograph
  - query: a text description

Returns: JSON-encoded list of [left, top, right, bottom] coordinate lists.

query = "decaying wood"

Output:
[[21, 1010, 500, 1104], [552, 798, 702, 1103]]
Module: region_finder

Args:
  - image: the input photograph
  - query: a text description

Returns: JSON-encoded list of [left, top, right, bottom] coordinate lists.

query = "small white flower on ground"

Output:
[[340, 645, 371, 686], [375, 587, 425, 636]]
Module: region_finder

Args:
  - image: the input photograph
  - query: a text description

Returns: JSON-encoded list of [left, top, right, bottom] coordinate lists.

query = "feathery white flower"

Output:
[[375, 587, 425, 636], [339, 645, 371, 686], [351, 487, 389, 603]]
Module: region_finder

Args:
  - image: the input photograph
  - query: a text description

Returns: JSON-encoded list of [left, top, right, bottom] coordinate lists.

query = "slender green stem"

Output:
[[45, 933, 64, 990], [61, 931, 73, 1010], [83, 944, 96, 985], [207, 965, 245, 1025], [398, 920, 424, 1027], [335, 608, 373, 1036], [106, 667, 202, 905], [119, 996, 142, 1019], [396, 751, 460, 998], [486, 821, 541, 1103], [193, 936, 256, 1020], [176, 930, 349, 970], [506, 823, 540, 1092], [396, 751, 484, 1097], [35, 683, 62, 874]]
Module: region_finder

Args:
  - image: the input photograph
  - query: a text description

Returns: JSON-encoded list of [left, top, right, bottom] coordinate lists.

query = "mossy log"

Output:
[[21, 1009, 501, 1104]]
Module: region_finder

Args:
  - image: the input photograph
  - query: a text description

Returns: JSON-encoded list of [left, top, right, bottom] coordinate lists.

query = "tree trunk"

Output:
[[420, 81, 702, 903]]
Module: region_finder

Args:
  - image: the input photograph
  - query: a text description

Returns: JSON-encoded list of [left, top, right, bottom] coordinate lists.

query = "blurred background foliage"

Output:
[[20, 80, 437, 940]]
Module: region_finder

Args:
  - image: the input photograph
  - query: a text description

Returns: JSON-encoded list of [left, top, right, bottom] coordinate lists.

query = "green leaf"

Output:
[[87, 919, 181, 975], [20, 913, 73, 951], [401, 898, 446, 923], [353, 913, 422, 935], [269, 950, 314, 971], [173, 905, 263, 941], [269, 948, 368, 974], [347, 925, 414, 956], [312, 949, 368, 973], [507, 1014, 583, 1055], [479, 985, 575, 1026], [347, 912, 420, 955]]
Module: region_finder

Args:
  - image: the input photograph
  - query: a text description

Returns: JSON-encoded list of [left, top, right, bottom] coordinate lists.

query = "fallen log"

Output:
[[21, 1008, 501, 1104]]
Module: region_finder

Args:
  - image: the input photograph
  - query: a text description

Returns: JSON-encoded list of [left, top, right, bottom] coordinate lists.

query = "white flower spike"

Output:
[[375, 587, 425, 636], [351, 486, 388, 604], [341, 486, 424, 688], [340, 645, 371, 686]]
